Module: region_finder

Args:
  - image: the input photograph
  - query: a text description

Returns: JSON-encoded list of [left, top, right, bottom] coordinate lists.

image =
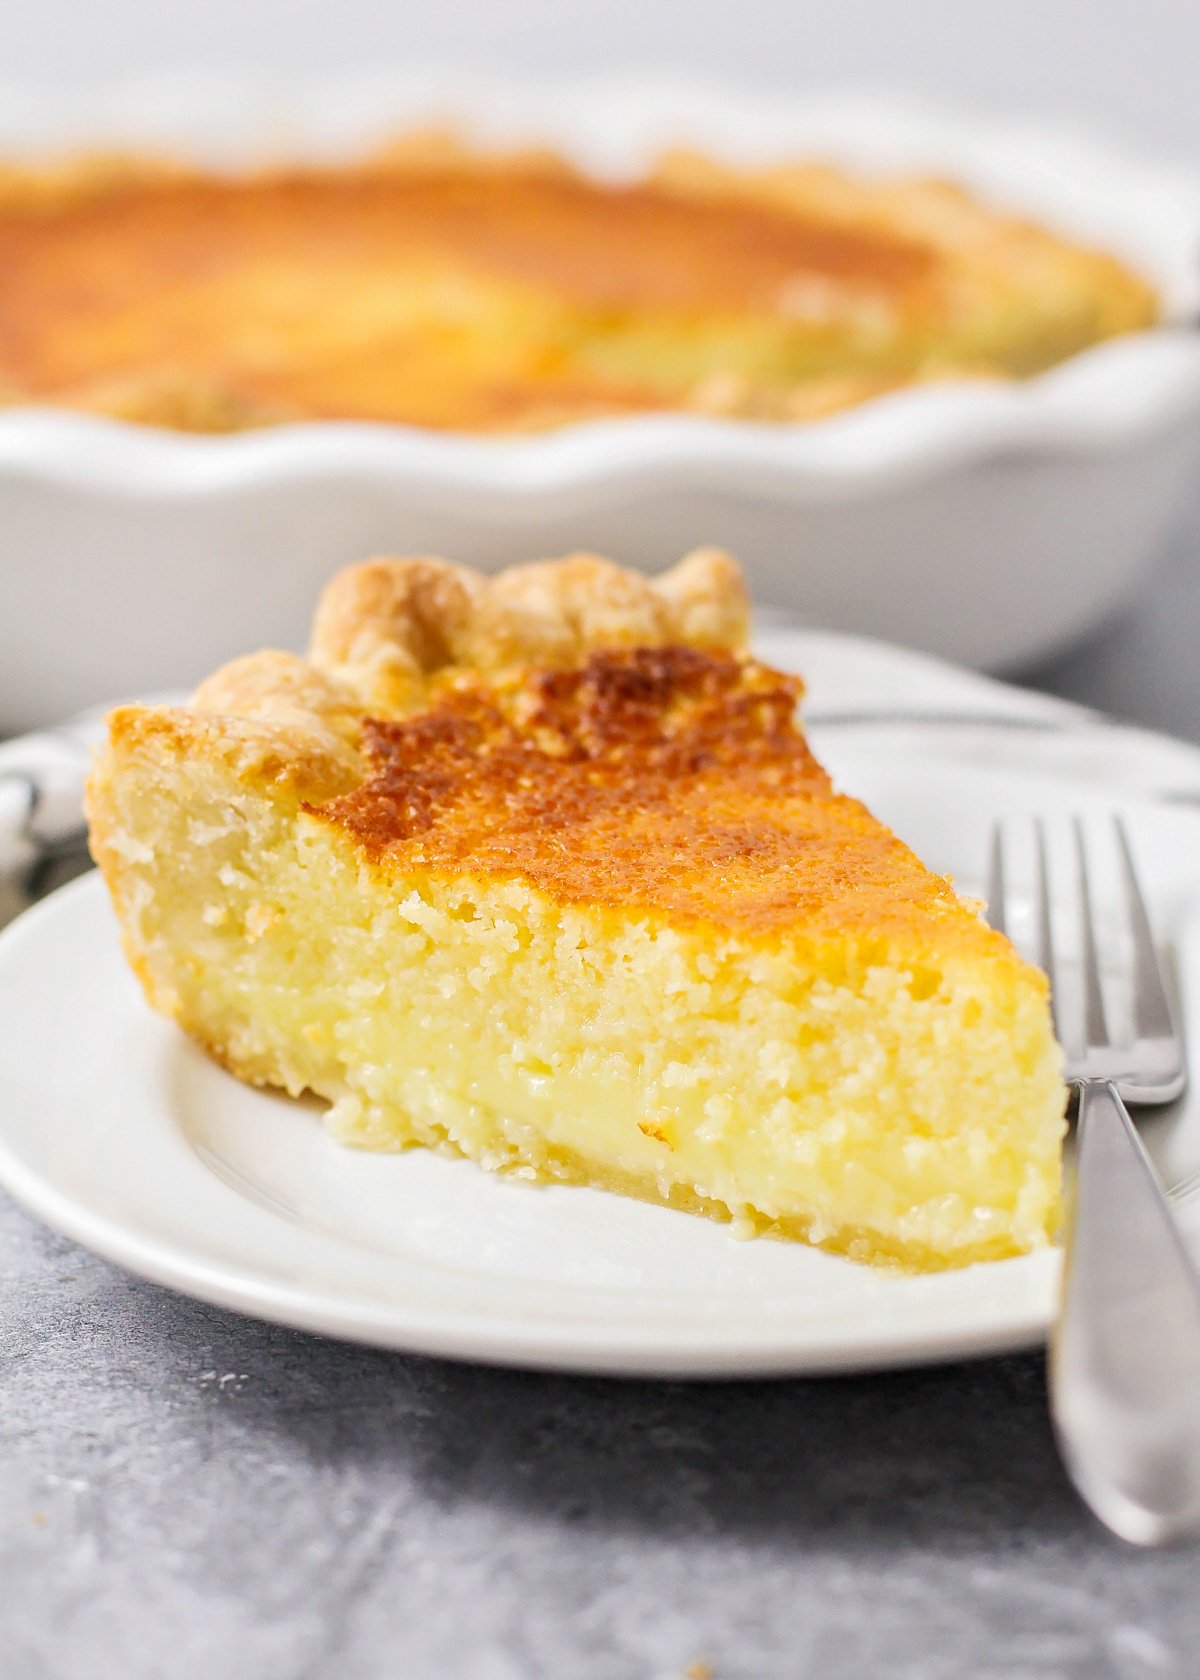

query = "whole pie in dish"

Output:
[[86, 548, 1064, 1269], [0, 141, 1156, 432]]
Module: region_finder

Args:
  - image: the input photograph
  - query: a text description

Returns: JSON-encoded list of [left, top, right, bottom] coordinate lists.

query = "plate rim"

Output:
[[0, 874, 1060, 1379]]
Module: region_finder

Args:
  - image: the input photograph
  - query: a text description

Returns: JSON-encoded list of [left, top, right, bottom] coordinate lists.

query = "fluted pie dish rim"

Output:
[[0, 74, 1196, 493]]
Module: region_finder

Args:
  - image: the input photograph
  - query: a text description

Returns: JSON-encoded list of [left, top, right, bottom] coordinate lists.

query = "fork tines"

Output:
[[987, 815, 1184, 1104]]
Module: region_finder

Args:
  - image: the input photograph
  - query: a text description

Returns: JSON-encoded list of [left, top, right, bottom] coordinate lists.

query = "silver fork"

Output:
[[989, 815, 1200, 1545]]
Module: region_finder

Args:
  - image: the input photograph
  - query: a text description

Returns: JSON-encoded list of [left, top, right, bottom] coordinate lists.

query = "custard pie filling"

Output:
[[86, 549, 1065, 1269], [0, 144, 1156, 431]]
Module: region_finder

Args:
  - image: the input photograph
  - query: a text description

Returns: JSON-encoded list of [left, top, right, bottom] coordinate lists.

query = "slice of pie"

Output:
[[86, 549, 1064, 1268]]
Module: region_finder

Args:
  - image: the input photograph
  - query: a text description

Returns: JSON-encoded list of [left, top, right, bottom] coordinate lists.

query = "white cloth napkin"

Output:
[[0, 717, 97, 881], [0, 693, 186, 923]]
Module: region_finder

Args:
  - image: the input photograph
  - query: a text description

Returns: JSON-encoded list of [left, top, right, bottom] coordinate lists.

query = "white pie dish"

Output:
[[2, 73, 1200, 730]]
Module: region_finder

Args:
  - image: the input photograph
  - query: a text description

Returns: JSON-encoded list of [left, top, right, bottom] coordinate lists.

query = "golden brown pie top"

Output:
[[315, 641, 996, 946], [88, 546, 1024, 957], [0, 145, 1157, 431]]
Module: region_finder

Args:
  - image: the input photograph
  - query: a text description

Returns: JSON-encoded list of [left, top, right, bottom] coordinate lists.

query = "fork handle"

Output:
[[1051, 1078, 1200, 1544]]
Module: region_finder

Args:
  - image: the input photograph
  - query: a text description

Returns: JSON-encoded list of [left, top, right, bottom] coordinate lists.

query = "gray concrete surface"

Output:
[[4, 1208, 1200, 1680], [3, 500, 1200, 1680]]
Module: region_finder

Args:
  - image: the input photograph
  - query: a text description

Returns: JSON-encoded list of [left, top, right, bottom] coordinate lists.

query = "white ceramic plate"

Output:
[[2, 628, 1200, 1377], [3, 74, 1200, 727]]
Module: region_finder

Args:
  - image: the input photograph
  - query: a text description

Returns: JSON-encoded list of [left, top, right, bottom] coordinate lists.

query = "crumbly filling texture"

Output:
[[95, 733, 1063, 1270], [86, 549, 1065, 1271]]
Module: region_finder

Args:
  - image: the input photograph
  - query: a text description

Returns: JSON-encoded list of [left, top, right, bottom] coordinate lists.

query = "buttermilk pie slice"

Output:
[[87, 550, 1064, 1268]]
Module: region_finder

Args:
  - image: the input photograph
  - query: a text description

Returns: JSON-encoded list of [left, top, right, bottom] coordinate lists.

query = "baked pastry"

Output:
[[87, 549, 1064, 1269], [0, 141, 1154, 432]]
